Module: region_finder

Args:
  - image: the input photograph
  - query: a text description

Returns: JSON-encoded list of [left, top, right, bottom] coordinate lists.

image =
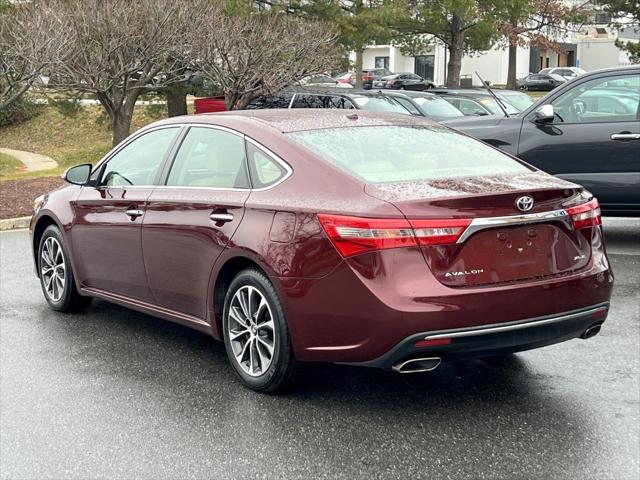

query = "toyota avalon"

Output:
[[30, 110, 613, 392]]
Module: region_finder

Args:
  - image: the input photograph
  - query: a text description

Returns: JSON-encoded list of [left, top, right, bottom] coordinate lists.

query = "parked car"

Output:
[[493, 89, 535, 112], [382, 91, 465, 121], [373, 72, 436, 91], [539, 67, 586, 80], [443, 66, 640, 216], [32, 109, 612, 392], [336, 68, 393, 89], [244, 88, 411, 115], [430, 89, 521, 116], [194, 96, 227, 114], [518, 73, 567, 91], [297, 74, 353, 89]]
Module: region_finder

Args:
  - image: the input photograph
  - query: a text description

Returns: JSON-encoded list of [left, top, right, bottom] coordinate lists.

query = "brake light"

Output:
[[410, 219, 472, 246], [317, 214, 471, 257], [566, 199, 601, 229], [387, 79, 396, 86]]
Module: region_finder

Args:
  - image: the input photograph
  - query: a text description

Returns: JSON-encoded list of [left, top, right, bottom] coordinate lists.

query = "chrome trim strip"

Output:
[[422, 304, 608, 341], [457, 208, 572, 243], [209, 213, 234, 222]]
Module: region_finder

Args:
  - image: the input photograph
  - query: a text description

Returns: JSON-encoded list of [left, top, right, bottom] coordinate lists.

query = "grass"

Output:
[[0, 151, 24, 177], [0, 104, 167, 182]]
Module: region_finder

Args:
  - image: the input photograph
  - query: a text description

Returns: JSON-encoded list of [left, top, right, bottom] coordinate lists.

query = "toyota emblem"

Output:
[[516, 196, 534, 212]]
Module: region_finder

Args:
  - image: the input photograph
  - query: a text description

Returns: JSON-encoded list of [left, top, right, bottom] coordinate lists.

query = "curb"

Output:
[[0, 216, 31, 231]]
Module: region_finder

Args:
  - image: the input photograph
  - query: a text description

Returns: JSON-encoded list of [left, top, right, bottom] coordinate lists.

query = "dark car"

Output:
[[31, 109, 612, 392], [373, 72, 436, 91], [431, 88, 522, 116], [382, 90, 465, 121], [244, 87, 411, 114], [518, 73, 567, 91], [443, 66, 640, 216]]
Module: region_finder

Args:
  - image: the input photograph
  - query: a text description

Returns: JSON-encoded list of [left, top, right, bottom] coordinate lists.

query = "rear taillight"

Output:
[[387, 79, 396, 86], [409, 219, 472, 246], [317, 214, 470, 257], [566, 199, 601, 229]]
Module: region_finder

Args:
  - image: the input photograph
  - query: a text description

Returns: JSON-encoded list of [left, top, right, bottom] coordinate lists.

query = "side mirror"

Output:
[[63, 163, 92, 185], [533, 104, 554, 124]]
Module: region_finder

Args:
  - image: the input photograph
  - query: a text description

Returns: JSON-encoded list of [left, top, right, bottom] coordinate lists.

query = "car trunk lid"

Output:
[[365, 173, 597, 287]]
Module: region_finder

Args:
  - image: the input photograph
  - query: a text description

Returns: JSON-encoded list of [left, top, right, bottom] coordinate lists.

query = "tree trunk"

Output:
[[111, 110, 132, 147], [446, 16, 465, 88], [355, 49, 364, 89], [166, 83, 188, 117], [506, 43, 517, 89]]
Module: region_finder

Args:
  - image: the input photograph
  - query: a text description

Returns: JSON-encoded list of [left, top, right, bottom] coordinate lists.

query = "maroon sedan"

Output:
[[30, 110, 613, 392]]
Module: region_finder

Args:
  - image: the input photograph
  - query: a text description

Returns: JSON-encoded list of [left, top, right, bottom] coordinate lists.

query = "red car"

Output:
[[30, 110, 613, 392]]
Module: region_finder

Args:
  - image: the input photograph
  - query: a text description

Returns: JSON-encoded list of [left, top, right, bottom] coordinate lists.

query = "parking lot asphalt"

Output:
[[1, 218, 638, 480]]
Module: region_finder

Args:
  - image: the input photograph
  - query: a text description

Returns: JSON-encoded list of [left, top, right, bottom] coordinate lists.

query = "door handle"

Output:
[[209, 213, 234, 223], [125, 209, 144, 218], [611, 133, 640, 141]]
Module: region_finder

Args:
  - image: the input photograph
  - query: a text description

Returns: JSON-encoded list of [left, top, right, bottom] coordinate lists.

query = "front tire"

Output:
[[222, 268, 297, 393], [38, 225, 92, 312]]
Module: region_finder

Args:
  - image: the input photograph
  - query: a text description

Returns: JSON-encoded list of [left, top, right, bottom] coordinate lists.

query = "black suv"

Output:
[[443, 66, 640, 216]]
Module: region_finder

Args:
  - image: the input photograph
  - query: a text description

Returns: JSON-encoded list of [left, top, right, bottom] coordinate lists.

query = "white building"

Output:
[[355, 20, 637, 86]]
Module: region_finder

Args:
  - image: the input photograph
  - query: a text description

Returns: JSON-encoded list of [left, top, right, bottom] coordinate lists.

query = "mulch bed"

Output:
[[0, 176, 65, 219]]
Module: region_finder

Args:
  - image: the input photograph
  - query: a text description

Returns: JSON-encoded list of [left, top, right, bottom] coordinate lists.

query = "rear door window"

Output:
[[166, 127, 249, 189]]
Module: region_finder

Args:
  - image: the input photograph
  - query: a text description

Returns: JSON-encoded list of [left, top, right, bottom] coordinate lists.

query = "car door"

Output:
[[406, 74, 426, 91], [71, 127, 180, 302], [517, 71, 640, 213], [141, 126, 250, 320]]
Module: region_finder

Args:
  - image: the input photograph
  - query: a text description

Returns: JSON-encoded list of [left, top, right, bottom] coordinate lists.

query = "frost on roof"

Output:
[[231, 109, 435, 133]]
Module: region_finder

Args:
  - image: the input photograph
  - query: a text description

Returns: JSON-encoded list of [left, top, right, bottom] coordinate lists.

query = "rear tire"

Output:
[[38, 225, 92, 312], [222, 268, 297, 393]]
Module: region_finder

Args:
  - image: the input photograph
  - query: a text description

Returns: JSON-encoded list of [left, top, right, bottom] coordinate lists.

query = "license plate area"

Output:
[[427, 224, 591, 287]]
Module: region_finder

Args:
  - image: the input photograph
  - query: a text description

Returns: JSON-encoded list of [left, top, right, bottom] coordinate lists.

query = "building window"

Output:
[[375, 56, 389, 69], [414, 55, 434, 81]]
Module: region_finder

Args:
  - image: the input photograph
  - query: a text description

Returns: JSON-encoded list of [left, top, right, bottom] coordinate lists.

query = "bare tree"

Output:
[[45, 0, 196, 146], [192, 7, 342, 110], [0, 1, 72, 110]]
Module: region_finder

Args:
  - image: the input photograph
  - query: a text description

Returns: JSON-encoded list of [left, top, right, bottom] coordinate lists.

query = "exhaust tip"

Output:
[[392, 357, 442, 374], [581, 324, 602, 340]]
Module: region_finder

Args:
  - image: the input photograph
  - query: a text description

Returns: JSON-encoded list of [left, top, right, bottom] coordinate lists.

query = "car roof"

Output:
[[280, 86, 392, 97], [430, 88, 494, 96], [157, 109, 436, 134], [381, 90, 437, 98]]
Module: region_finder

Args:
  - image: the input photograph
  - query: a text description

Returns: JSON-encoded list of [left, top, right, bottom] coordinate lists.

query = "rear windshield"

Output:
[[497, 92, 534, 112], [351, 95, 410, 114], [413, 96, 464, 118], [288, 126, 530, 183], [476, 96, 520, 115]]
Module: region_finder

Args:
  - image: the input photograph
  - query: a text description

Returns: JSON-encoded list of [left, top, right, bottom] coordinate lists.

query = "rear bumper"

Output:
[[346, 303, 610, 370]]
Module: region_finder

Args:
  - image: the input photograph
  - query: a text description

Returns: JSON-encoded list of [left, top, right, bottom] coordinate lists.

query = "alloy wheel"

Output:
[[227, 285, 276, 377], [41, 237, 66, 302]]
